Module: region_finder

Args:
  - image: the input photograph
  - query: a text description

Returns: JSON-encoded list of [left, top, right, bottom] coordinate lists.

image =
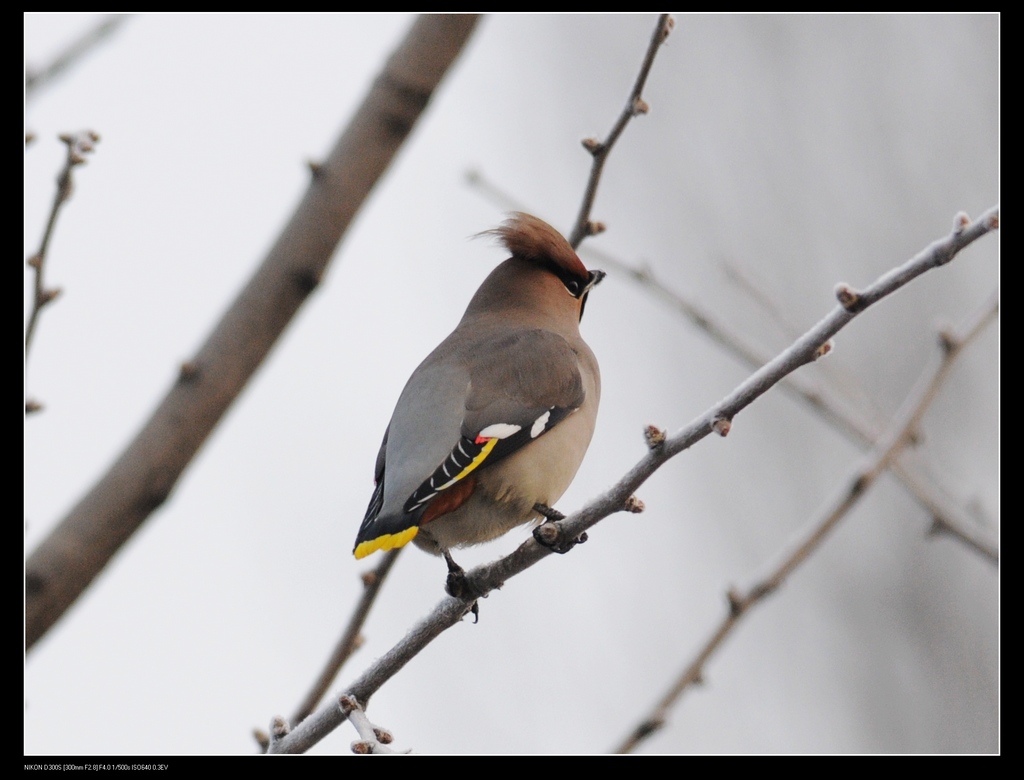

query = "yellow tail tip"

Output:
[[353, 526, 419, 559]]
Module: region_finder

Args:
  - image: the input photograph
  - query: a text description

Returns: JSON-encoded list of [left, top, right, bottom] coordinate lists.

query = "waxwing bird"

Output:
[[353, 213, 603, 579]]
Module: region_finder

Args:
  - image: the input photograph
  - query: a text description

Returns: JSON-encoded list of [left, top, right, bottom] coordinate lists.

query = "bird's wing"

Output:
[[402, 328, 585, 514], [354, 329, 586, 559]]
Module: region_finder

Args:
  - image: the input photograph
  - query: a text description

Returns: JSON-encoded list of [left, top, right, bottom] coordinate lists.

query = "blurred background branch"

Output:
[[616, 286, 999, 753], [25, 13, 480, 651], [26, 15, 132, 100], [24, 130, 100, 413]]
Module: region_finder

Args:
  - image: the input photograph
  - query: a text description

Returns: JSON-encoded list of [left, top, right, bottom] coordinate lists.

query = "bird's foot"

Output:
[[532, 503, 588, 554], [444, 551, 480, 623]]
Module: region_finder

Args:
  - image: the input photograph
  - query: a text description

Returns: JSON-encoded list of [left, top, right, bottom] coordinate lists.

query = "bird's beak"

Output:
[[578, 270, 605, 322]]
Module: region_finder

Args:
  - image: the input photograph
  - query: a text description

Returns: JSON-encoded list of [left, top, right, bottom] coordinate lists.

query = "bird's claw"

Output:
[[532, 504, 588, 554], [444, 551, 481, 622]]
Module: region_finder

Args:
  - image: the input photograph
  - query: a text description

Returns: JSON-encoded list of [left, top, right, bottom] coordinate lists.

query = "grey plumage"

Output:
[[353, 213, 602, 561]]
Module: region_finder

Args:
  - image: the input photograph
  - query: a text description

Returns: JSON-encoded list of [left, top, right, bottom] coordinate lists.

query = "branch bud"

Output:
[[178, 361, 200, 382], [937, 325, 959, 354], [339, 694, 360, 713], [814, 339, 834, 359], [643, 424, 666, 449], [834, 283, 863, 312], [60, 129, 100, 166], [712, 417, 731, 437], [253, 729, 270, 751], [39, 287, 62, 305], [726, 587, 744, 616], [581, 137, 604, 155], [270, 716, 290, 739], [623, 495, 645, 514]]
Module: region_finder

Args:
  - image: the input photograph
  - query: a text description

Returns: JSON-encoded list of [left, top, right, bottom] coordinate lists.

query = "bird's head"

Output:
[[475, 212, 605, 323]]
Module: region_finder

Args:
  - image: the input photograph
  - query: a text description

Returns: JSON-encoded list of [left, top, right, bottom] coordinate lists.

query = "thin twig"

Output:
[[568, 14, 673, 248], [270, 596, 472, 753], [465, 170, 998, 564], [289, 548, 401, 726], [341, 695, 402, 754], [612, 252, 998, 563], [722, 255, 882, 415], [270, 207, 998, 754], [614, 288, 999, 753], [722, 257, 805, 342], [25, 15, 132, 99], [25, 131, 101, 412]]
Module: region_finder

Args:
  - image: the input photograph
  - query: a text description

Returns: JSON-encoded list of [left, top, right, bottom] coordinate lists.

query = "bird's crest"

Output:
[[480, 212, 589, 278]]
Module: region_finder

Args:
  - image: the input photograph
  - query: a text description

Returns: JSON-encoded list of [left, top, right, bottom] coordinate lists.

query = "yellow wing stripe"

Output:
[[353, 526, 419, 559], [436, 436, 498, 490]]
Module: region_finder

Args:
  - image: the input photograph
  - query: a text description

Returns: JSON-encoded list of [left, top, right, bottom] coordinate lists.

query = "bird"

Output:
[[352, 213, 604, 587]]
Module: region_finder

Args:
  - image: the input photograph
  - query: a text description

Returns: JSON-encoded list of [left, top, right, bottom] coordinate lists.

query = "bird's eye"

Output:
[[564, 280, 581, 297]]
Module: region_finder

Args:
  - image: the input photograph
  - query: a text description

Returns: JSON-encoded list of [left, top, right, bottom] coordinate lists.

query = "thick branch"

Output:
[[270, 207, 998, 754], [25, 14, 481, 651]]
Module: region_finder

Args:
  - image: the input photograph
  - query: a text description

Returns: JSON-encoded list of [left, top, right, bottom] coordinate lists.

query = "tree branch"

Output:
[[600, 246, 998, 563], [568, 14, 673, 248], [614, 285, 999, 753], [289, 549, 402, 726], [270, 206, 998, 754], [25, 14, 481, 651], [25, 130, 101, 412], [467, 170, 998, 564], [25, 15, 132, 99]]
